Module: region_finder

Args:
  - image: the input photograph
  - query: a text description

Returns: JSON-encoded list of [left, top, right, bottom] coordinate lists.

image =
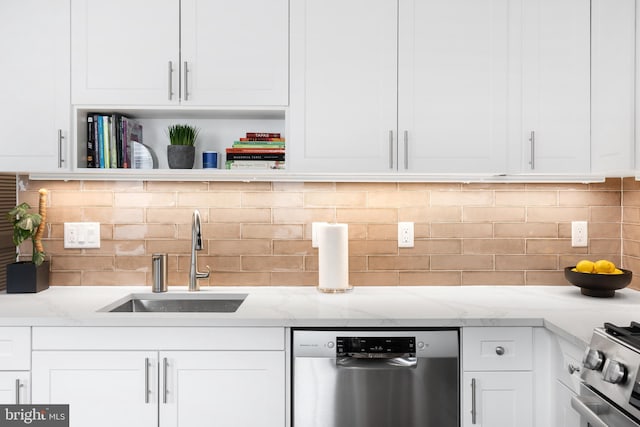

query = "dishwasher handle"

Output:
[[336, 354, 417, 369]]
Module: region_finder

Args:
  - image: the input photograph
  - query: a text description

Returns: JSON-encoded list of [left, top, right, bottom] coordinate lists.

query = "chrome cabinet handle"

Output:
[[403, 130, 409, 170], [471, 378, 477, 424], [168, 61, 174, 100], [15, 379, 20, 404], [495, 346, 505, 356], [163, 357, 169, 404], [183, 61, 189, 101], [57, 129, 64, 168], [388, 130, 394, 169], [529, 130, 535, 169], [144, 357, 150, 403]]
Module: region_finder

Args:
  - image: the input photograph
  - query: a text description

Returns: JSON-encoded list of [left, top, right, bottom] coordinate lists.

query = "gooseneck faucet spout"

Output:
[[189, 209, 210, 291]]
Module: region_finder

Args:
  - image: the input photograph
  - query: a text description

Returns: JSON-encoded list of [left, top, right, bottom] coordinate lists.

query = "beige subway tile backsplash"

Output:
[[16, 176, 639, 290]]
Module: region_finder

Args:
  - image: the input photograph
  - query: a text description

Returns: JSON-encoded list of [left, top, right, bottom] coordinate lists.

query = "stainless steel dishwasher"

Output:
[[292, 328, 459, 427]]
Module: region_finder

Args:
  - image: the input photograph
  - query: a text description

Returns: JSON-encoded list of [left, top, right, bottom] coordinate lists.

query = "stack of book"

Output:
[[225, 132, 285, 170], [86, 113, 143, 169]]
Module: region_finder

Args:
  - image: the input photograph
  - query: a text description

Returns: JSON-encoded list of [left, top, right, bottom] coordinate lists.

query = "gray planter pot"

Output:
[[167, 145, 195, 169]]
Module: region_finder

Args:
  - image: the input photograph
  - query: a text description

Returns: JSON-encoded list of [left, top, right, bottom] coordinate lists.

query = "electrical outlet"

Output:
[[398, 222, 414, 248], [64, 222, 101, 249], [571, 221, 588, 248]]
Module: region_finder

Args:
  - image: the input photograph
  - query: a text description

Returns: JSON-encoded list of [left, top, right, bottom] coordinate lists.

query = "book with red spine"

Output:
[[239, 137, 285, 142], [226, 148, 285, 154]]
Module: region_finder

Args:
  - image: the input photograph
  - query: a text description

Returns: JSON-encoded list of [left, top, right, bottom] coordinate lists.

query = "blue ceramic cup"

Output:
[[203, 151, 218, 169]]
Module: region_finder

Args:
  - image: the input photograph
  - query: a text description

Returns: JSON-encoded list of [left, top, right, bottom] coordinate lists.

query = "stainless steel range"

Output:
[[576, 322, 640, 426]]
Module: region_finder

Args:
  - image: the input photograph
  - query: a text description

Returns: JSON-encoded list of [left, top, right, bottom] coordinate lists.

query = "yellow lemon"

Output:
[[613, 268, 624, 275], [575, 260, 595, 273], [594, 259, 616, 274]]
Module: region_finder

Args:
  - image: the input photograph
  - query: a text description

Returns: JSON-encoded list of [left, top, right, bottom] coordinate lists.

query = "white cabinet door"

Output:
[[0, 0, 70, 172], [72, 0, 287, 106], [462, 372, 533, 427], [554, 381, 581, 427], [591, 0, 635, 175], [519, 0, 590, 173], [71, 0, 180, 105], [289, 0, 398, 173], [180, 0, 288, 106], [32, 351, 158, 427], [398, 0, 510, 174], [160, 351, 285, 427], [0, 373, 30, 404]]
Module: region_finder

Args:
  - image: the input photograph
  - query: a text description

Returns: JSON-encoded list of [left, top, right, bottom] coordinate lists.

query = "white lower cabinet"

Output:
[[554, 381, 581, 427], [462, 327, 534, 427], [32, 350, 284, 427], [0, 327, 31, 404], [548, 332, 584, 427], [462, 371, 533, 427], [0, 372, 30, 404], [32, 351, 157, 426], [31, 327, 285, 427], [160, 351, 284, 427]]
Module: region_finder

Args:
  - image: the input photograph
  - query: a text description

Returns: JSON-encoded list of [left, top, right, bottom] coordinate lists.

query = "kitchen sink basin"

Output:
[[99, 293, 248, 313]]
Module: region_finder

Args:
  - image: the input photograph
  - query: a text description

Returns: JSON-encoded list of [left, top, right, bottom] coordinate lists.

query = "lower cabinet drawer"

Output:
[[462, 327, 533, 371], [0, 327, 30, 371]]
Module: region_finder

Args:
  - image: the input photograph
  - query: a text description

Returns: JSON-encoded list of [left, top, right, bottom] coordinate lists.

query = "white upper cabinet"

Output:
[[71, 0, 179, 105], [289, 0, 398, 173], [517, 0, 591, 174], [291, 0, 601, 176], [291, 0, 512, 174], [398, 0, 511, 174], [71, 0, 288, 106], [591, 0, 636, 175], [180, 0, 288, 106], [0, 0, 70, 172]]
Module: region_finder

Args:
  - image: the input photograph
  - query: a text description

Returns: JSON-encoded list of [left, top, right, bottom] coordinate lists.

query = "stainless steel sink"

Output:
[[98, 293, 247, 313]]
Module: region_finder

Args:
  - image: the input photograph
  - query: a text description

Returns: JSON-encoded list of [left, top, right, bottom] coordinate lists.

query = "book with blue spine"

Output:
[[97, 115, 105, 168]]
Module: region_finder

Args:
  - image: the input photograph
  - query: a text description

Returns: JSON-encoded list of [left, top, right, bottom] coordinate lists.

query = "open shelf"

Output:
[[73, 106, 287, 171]]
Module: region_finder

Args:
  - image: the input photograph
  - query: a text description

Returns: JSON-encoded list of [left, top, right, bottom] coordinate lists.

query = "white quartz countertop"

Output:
[[1, 285, 639, 347]]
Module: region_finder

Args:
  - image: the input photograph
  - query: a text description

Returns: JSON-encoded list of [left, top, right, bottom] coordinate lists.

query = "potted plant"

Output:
[[5, 189, 49, 293], [167, 124, 199, 169]]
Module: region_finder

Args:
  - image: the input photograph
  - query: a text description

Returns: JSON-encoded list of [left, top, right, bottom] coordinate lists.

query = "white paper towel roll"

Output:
[[317, 223, 349, 289]]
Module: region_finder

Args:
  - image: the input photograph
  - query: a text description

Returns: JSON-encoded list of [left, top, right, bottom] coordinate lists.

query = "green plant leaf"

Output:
[[167, 124, 200, 146], [32, 250, 45, 267], [7, 202, 45, 264]]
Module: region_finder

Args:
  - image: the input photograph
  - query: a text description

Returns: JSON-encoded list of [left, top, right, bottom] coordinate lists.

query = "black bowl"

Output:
[[564, 266, 633, 298]]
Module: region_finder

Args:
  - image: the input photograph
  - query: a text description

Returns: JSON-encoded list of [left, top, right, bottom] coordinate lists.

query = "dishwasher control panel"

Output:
[[293, 329, 459, 358], [336, 336, 415, 357]]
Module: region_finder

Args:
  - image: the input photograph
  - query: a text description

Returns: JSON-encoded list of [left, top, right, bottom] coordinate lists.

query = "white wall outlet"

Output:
[[64, 222, 101, 249], [571, 221, 588, 248], [398, 222, 414, 248]]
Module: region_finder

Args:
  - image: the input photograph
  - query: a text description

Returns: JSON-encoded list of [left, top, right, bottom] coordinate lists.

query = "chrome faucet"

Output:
[[189, 209, 210, 291]]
